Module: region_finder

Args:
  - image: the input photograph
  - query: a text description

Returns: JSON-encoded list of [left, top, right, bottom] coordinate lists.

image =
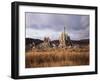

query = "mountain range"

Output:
[[26, 38, 89, 46]]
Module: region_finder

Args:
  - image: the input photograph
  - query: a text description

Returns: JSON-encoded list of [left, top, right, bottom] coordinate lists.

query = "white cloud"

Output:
[[26, 12, 89, 40], [26, 28, 60, 40]]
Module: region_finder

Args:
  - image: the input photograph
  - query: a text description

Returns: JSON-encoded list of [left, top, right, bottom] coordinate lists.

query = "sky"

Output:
[[25, 12, 89, 40]]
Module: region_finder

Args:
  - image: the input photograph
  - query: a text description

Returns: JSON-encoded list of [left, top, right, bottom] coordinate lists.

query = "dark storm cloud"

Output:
[[26, 12, 89, 40]]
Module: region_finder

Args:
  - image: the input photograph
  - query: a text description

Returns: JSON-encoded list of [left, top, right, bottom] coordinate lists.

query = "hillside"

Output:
[[26, 38, 89, 46]]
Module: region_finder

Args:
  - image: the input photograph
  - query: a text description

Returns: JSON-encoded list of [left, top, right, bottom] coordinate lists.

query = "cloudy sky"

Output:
[[25, 12, 89, 40]]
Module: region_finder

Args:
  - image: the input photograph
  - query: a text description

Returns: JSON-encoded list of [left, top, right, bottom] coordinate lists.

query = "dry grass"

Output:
[[25, 45, 89, 68]]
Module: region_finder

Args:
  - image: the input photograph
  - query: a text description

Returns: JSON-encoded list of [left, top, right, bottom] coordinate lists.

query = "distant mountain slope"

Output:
[[26, 38, 43, 46], [71, 39, 89, 45], [25, 38, 89, 51], [26, 38, 89, 46], [50, 40, 59, 46], [51, 39, 89, 45]]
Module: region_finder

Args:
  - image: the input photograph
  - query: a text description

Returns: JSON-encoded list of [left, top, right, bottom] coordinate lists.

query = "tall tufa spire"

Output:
[[64, 26, 65, 34], [59, 26, 68, 48]]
